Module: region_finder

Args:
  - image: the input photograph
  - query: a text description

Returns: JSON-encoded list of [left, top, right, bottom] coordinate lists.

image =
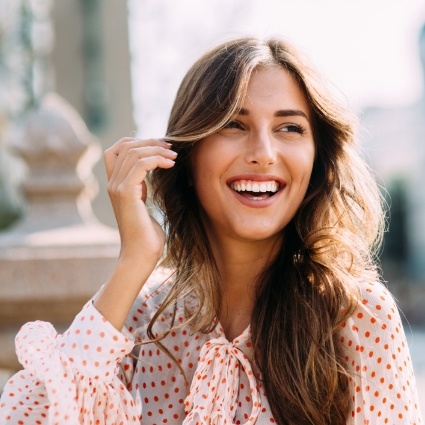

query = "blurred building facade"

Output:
[[362, 24, 425, 323]]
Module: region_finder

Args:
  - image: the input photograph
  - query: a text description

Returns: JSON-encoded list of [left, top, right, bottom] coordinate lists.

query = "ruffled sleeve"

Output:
[[341, 281, 423, 424], [0, 301, 141, 425]]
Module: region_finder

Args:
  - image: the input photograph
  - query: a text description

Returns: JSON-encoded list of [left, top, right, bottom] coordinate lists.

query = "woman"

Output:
[[0, 37, 423, 425]]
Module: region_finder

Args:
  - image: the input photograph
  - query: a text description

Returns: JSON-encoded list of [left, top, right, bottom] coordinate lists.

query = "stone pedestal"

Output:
[[0, 93, 120, 370]]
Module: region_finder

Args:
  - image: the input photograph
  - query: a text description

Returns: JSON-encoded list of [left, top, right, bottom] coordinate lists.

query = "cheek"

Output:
[[288, 156, 315, 205], [190, 166, 216, 207], [293, 150, 315, 182]]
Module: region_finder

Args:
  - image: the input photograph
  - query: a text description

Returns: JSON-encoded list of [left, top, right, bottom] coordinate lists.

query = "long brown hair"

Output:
[[149, 37, 384, 424]]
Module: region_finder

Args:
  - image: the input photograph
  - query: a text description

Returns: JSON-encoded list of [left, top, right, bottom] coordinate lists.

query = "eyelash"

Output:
[[223, 120, 306, 134], [224, 120, 244, 129], [281, 124, 306, 135]]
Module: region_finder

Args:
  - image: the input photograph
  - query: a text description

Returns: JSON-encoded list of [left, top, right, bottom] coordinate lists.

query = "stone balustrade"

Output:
[[0, 93, 120, 370]]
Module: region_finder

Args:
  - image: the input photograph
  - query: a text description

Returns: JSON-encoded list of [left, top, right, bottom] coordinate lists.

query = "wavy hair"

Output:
[[148, 37, 385, 425]]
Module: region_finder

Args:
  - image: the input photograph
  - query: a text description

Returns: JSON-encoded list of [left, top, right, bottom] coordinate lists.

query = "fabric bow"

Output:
[[183, 334, 261, 425]]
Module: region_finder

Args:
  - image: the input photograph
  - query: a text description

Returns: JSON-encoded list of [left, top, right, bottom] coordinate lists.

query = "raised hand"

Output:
[[104, 137, 177, 263], [94, 137, 177, 329]]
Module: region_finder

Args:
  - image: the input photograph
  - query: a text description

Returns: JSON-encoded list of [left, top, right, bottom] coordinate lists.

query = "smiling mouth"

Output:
[[229, 179, 280, 200]]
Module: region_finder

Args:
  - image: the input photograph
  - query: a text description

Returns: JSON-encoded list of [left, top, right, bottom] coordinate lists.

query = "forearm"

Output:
[[93, 254, 158, 330]]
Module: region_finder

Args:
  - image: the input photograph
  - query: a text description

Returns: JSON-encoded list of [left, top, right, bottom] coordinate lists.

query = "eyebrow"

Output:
[[237, 108, 309, 120]]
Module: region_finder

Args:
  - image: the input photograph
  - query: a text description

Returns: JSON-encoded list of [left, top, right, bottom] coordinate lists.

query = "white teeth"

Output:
[[230, 179, 279, 193]]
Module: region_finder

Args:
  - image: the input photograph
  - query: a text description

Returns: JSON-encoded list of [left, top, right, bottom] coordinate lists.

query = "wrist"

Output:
[[117, 247, 162, 270]]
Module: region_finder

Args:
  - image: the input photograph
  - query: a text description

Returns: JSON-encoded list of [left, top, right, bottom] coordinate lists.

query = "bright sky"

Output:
[[129, 0, 425, 133], [253, 0, 425, 110]]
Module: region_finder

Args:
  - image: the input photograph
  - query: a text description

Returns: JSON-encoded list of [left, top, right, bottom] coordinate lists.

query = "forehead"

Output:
[[241, 66, 310, 116]]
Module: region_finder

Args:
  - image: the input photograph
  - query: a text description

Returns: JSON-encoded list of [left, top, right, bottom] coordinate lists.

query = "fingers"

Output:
[[104, 137, 177, 205], [110, 146, 176, 192], [104, 137, 176, 181], [102, 138, 174, 267]]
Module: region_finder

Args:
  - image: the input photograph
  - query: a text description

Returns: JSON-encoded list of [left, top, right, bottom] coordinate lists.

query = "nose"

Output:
[[244, 130, 276, 166]]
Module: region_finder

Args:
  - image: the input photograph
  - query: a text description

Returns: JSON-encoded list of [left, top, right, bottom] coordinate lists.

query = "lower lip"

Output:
[[229, 187, 284, 208]]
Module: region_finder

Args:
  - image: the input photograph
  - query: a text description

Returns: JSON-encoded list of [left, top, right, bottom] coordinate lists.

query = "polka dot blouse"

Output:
[[0, 268, 423, 424]]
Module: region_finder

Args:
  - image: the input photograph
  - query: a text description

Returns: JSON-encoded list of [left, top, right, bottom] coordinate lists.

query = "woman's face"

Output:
[[190, 66, 315, 247]]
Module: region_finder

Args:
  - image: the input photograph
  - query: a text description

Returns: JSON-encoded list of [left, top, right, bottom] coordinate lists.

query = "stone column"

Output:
[[51, 0, 136, 227]]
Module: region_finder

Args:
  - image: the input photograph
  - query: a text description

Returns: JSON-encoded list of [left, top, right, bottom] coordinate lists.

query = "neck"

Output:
[[207, 232, 283, 341]]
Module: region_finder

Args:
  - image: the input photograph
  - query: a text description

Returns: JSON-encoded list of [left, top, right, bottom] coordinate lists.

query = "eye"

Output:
[[223, 120, 244, 130], [279, 124, 306, 134]]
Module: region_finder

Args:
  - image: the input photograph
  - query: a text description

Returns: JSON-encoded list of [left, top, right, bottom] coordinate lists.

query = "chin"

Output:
[[234, 226, 285, 243]]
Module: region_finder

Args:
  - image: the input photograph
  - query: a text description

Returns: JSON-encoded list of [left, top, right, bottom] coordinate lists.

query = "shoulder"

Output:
[[353, 280, 401, 329], [358, 280, 398, 313], [341, 284, 422, 421], [124, 267, 176, 334], [340, 280, 405, 356]]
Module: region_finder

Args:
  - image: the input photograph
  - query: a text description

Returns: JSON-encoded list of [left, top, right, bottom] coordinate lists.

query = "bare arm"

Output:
[[93, 137, 177, 330]]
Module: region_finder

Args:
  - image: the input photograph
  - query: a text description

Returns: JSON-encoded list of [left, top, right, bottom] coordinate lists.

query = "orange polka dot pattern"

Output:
[[0, 300, 139, 425], [340, 281, 423, 424], [0, 270, 423, 424]]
